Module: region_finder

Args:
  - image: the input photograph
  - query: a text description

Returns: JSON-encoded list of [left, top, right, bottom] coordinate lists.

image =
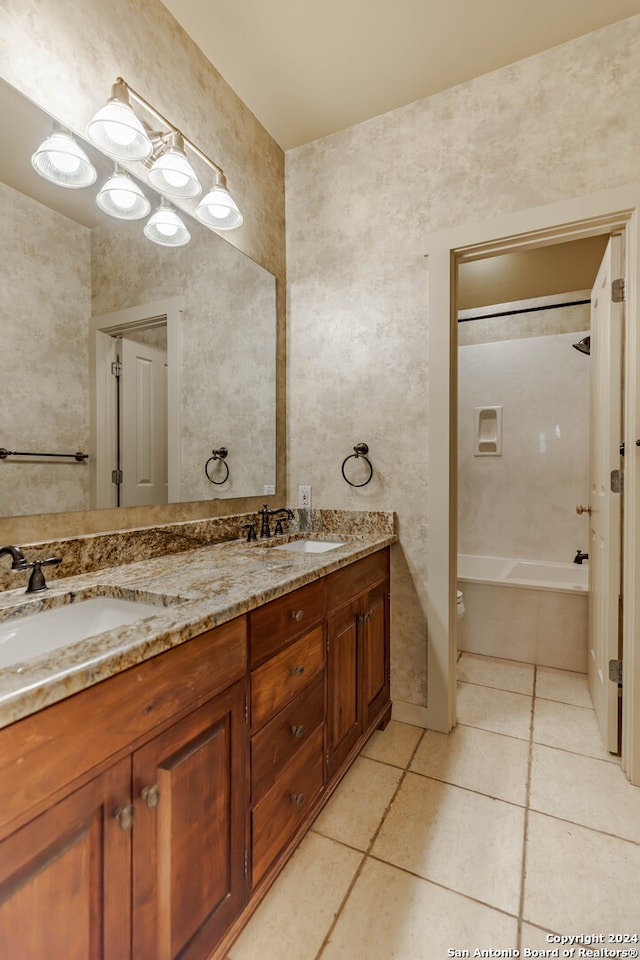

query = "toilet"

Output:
[[456, 589, 465, 618], [456, 589, 466, 656]]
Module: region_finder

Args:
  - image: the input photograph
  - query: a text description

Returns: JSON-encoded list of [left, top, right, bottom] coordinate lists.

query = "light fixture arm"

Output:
[[115, 77, 225, 179]]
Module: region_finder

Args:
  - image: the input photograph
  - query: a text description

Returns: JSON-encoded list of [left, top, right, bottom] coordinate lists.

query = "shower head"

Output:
[[572, 335, 590, 356]]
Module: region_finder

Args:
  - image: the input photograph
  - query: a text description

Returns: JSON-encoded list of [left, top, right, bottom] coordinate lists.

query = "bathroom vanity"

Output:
[[0, 530, 392, 960]]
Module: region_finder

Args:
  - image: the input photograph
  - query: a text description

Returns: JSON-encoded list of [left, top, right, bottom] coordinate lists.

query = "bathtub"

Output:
[[457, 554, 588, 671]]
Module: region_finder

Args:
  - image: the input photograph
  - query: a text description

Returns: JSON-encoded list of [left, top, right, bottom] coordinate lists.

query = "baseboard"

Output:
[[391, 699, 429, 728]]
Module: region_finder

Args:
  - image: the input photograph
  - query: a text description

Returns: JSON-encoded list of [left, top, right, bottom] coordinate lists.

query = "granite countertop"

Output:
[[0, 530, 396, 731]]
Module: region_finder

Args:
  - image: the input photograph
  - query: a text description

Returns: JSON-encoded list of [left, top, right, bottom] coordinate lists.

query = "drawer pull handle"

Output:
[[290, 792, 305, 808], [290, 724, 305, 738], [141, 784, 161, 809], [290, 664, 305, 677], [290, 610, 304, 622], [114, 804, 135, 831]]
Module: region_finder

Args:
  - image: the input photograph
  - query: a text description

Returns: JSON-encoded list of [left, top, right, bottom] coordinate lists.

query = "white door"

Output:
[[588, 234, 623, 754], [119, 337, 168, 507]]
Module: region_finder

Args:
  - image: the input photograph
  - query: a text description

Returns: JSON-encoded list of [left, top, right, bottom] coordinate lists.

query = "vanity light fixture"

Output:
[[31, 124, 97, 188], [97, 166, 151, 220], [143, 199, 190, 246], [91, 77, 243, 232], [87, 80, 154, 160], [196, 170, 243, 231], [148, 132, 201, 199]]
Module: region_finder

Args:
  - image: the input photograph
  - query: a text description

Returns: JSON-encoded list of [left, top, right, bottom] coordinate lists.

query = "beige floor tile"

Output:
[[371, 773, 524, 915], [536, 666, 592, 708], [320, 858, 517, 960], [529, 744, 640, 842], [458, 652, 534, 695], [359, 719, 423, 768], [524, 811, 640, 932], [311, 756, 403, 850], [533, 697, 615, 762], [457, 681, 533, 740], [411, 725, 529, 806], [227, 833, 362, 960]]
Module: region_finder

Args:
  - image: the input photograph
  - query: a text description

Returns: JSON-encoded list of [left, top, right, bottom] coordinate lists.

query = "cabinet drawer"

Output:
[[251, 726, 324, 887], [251, 625, 324, 730], [326, 549, 389, 613], [251, 675, 324, 804], [250, 579, 324, 665]]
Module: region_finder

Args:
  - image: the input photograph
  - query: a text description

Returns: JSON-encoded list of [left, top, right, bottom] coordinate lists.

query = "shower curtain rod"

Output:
[[458, 297, 589, 324]]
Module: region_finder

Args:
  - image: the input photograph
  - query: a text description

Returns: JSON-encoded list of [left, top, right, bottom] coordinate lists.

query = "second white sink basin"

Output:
[[0, 596, 164, 669], [274, 539, 345, 554]]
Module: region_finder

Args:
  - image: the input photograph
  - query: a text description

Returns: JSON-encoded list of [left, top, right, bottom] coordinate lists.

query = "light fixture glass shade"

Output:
[[31, 129, 97, 188], [87, 81, 153, 160], [143, 200, 190, 246], [148, 133, 201, 199], [97, 169, 151, 220], [195, 171, 243, 230]]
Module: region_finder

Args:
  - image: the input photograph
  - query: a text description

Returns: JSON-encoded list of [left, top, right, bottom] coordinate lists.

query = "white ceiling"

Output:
[[161, 0, 640, 150]]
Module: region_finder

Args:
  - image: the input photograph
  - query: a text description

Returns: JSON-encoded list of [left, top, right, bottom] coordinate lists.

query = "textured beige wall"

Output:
[[0, 0, 285, 543], [0, 182, 91, 516], [285, 16, 640, 711]]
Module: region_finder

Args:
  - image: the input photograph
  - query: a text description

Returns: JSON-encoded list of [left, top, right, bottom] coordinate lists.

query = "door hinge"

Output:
[[244, 849, 248, 877], [111, 468, 123, 485], [611, 468, 624, 493], [111, 360, 123, 377], [244, 693, 249, 725], [609, 659, 623, 685], [612, 278, 626, 302]]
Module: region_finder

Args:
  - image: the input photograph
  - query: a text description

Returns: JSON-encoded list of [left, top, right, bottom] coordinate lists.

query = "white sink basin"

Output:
[[0, 596, 164, 669], [274, 539, 345, 554]]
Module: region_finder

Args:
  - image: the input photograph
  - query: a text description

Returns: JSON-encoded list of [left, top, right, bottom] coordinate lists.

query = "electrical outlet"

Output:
[[263, 484, 275, 495], [298, 485, 312, 509]]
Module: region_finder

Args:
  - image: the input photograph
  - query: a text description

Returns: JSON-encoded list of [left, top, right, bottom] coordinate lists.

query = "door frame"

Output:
[[90, 296, 183, 508], [425, 183, 640, 785]]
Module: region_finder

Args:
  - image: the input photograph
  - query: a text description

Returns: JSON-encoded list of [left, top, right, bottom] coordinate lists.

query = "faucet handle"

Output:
[[242, 523, 257, 542], [23, 556, 62, 593]]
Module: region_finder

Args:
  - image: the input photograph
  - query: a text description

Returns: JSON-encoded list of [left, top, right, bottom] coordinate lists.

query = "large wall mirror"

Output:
[[0, 78, 277, 520]]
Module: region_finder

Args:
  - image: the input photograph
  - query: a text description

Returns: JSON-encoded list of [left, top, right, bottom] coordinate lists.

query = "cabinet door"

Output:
[[0, 758, 131, 960], [327, 599, 362, 777], [132, 680, 247, 960], [363, 580, 390, 730]]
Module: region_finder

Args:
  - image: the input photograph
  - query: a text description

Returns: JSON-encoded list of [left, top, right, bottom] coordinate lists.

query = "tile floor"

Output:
[[227, 653, 640, 960]]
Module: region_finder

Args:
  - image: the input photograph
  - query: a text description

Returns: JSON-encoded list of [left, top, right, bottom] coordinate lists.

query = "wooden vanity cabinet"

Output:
[[0, 617, 247, 960], [0, 545, 391, 960], [326, 550, 391, 778]]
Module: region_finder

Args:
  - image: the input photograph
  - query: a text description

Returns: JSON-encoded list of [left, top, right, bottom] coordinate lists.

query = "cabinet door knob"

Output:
[[290, 664, 305, 677], [290, 609, 304, 622], [290, 792, 305, 808], [141, 784, 161, 809], [114, 804, 135, 831], [290, 724, 305, 738]]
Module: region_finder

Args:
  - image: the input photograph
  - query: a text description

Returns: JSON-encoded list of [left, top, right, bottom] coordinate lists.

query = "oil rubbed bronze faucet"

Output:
[[257, 505, 294, 539], [573, 549, 589, 565], [0, 545, 62, 592]]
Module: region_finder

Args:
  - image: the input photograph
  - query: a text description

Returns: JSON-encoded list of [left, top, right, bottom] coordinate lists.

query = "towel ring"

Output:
[[341, 442, 373, 487], [205, 447, 229, 485]]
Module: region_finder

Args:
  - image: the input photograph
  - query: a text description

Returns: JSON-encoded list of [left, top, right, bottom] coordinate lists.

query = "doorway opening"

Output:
[[425, 185, 640, 784], [454, 234, 622, 752]]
